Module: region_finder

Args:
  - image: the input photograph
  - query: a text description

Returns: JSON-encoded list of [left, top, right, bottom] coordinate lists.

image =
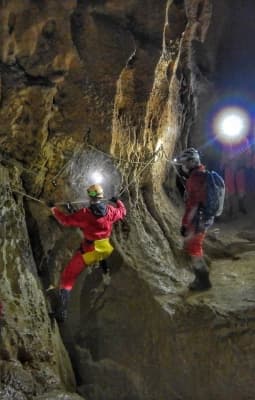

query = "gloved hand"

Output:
[[109, 196, 118, 203], [65, 202, 75, 213], [180, 225, 188, 237]]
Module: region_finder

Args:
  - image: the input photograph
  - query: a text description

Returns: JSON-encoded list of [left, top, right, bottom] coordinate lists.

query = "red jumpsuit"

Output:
[[182, 165, 207, 258], [222, 142, 251, 197], [52, 200, 126, 290]]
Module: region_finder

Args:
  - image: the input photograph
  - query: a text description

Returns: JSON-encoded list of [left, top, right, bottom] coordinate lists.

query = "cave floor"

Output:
[[158, 201, 255, 316]]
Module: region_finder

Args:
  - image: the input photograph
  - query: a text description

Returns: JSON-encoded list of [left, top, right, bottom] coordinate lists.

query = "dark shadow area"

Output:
[[212, 1, 255, 218], [215, 0, 255, 93], [183, 1, 255, 220]]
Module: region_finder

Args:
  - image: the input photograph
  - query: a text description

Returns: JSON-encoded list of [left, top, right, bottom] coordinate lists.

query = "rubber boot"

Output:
[[188, 270, 201, 290], [189, 264, 212, 291], [99, 259, 109, 274], [100, 260, 111, 285], [55, 288, 70, 323]]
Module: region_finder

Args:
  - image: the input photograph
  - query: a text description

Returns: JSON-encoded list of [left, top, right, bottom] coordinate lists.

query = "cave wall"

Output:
[[1, 1, 255, 400], [0, 165, 83, 399]]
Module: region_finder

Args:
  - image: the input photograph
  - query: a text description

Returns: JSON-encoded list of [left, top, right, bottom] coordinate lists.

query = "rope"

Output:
[[51, 125, 166, 186], [51, 128, 91, 184], [12, 189, 46, 205], [55, 199, 88, 206], [12, 189, 88, 207], [53, 142, 163, 187], [119, 148, 162, 196], [9, 130, 172, 208], [87, 144, 152, 165], [51, 143, 85, 185], [10, 146, 163, 207], [161, 147, 186, 188], [11, 189, 85, 207]]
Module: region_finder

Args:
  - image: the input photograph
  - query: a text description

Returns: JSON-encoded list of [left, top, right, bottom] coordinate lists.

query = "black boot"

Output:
[[99, 259, 109, 274], [189, 266, 212, 291], [55, 289, 70, 323], [100, 259, 111, 285], [188, 270, 200, 290]]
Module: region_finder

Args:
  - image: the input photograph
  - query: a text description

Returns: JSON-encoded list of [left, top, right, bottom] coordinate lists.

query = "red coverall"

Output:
[[222, 142, 251, 197], [52, 200, 126, 290], [182, 164, 207, 258]]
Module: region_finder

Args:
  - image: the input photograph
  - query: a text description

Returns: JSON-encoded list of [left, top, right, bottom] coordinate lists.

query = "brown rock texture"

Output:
[[0, 1, 255, 400], [0, 166, 81, 399]]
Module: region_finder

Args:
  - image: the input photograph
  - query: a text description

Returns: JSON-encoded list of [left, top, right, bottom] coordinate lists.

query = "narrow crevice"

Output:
[[23, 202, 45, 277]]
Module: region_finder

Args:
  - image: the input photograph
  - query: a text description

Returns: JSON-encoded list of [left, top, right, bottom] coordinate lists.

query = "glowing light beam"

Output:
[[90, 171, 104, 184], [213, 106, 250, 144]]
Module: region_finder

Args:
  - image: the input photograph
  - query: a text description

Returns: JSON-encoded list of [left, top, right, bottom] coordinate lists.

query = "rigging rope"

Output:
[[6, 122, 175, 207], [10, 146, 165, 207]]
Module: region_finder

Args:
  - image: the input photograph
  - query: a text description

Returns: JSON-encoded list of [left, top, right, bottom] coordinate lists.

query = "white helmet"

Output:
[[178, 147, 200, 165]]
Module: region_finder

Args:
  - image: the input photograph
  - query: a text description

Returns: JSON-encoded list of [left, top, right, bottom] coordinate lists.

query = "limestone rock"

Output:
[[0, 165, 77, 398]]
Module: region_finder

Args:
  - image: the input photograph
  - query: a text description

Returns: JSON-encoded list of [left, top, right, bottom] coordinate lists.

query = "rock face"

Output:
[[1, 1, 255, 400], [0, 166, 81, 399]]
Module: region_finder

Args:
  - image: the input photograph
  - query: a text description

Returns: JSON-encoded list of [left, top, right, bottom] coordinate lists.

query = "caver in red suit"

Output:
[[182, 163, 207, 258], [176, 148, 212, 291], [50, 184, 126, 322], [221, 141, 251, 215], [52, 197, 126, 290]]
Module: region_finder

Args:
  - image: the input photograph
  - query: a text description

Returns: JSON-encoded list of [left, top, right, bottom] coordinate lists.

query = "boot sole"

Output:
[[189, 284, 212, 291]]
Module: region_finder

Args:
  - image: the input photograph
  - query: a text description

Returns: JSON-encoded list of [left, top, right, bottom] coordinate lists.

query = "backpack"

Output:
[[203, 170, 225, 220]]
